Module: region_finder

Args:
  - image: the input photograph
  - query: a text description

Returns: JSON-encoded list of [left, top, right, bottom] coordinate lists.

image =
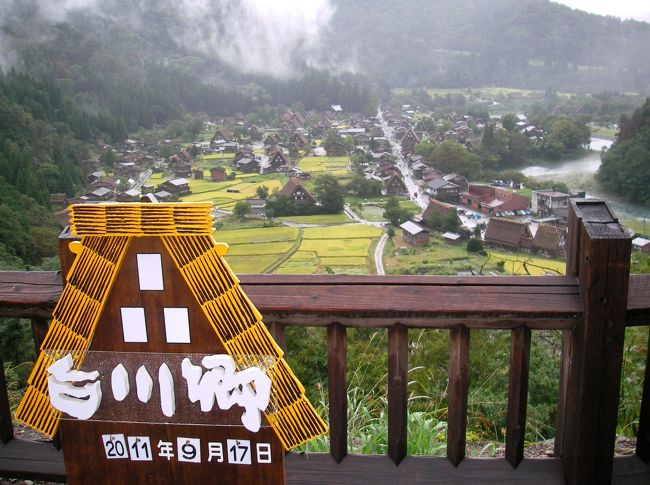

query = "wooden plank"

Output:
[[285, 454, 565, 484], [447, 325, 470, 467], [505, 326, 531, 468], [0, 439, 65, 481], [562, 200, 632, 485], [4, 271, 650, 327], [328, 322, 347, 463], [636, 327, 650, 463], [240, 283, 582, 318], [387, 324, 407, 465], [240, 274, 576, 287], [0, 355, 13, 443]]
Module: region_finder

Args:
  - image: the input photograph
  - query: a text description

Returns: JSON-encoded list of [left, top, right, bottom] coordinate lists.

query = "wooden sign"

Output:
[[16, 203, 327, 484]]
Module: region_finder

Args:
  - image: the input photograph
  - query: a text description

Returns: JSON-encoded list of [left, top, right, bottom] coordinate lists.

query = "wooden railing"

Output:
[[0, 200, 649, 484]]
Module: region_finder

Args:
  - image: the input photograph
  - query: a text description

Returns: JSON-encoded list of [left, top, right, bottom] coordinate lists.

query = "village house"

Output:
[[632, 237, 650, 255], [162, 178, 190, 196], [483, 217, 533, 251], [247, 198, 268, 217], [384, 174, 408, 196], [153, 190, 175, 202], [442, 231, 463, 246], [192, 169, 204, 180], [235, 157, 260, 173], [279, 177, 317, 207], [443, 173, 468, 191], [265, 149, 290, 173], [531, 190, 570, 217], [400, 220, 429, 246], [421, 199, 462, 230], [460, 184, 530, 215], [210, 166, 227, 182], [86, 186, 114, 201], [532, 224, 566, 258], [426, 178, 460, 203], [115, 188, 142, 202]]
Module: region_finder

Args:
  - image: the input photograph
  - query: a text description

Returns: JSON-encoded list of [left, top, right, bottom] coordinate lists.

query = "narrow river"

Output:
[[520, 138, 650, 221]]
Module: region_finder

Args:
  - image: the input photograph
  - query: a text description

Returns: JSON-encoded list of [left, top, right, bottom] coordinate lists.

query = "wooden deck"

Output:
[[0, 199, 649, 483]]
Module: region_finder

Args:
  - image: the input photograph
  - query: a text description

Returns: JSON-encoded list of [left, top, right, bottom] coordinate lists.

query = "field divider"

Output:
[[265, 228, 304, 273]]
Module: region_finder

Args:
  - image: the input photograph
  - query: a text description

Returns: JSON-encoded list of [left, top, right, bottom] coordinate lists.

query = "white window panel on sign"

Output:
[[120, 307, 148, 342], [163, 307, 191, 343], [136, 253, 164, 290]]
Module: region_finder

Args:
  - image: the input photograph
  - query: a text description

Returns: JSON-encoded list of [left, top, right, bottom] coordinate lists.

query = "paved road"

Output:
[[377, 108, 428, 210], [374, 233, 388, 275]]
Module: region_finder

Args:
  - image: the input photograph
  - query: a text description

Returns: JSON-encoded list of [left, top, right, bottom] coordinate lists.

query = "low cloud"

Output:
[[0, 0, 342, 78]]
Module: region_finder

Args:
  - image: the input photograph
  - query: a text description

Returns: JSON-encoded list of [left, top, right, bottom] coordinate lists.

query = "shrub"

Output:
[[467, 238, 483, 253]]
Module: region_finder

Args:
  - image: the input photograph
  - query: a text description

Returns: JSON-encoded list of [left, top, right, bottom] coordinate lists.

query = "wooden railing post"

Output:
[[328, 322, 347, 463], [560, 199, 632, 485], [388, 324, 408, 465], [505, 326, 531, 468], [0, 355, 14, 443], [447, 324, 470, 467]]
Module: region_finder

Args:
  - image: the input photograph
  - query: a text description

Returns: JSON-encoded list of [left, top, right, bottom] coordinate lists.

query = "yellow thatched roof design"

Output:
[[69, 203, 214, 236], [16, 203, 327, 449]]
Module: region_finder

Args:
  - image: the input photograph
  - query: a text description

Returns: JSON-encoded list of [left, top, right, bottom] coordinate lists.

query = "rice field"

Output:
[[299, 238, 373, 257], [216, 226, 300, 274], [298, 156, 349, 176], [181, 178, 283, 209], [302, 224, 382, 240], [215, 226, 299, 245], [488, 251, 565, 276], [278, 214, 351, 225]]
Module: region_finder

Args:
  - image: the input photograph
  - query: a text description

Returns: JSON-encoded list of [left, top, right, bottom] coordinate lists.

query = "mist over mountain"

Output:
[[1, 0, 649, 94], [328, 0, 650, 92]]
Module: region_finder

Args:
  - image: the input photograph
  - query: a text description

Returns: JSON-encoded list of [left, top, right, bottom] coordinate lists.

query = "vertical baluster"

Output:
[[636, 327, 650, 463], [31, 318, 49, 356], [0, 355, 14, 443], [328, 322, 347, 463], [388, 324, 408, 465], [506, 326, 531, 468], [447, 324, 469, 467], [269, 321, 286, 352]]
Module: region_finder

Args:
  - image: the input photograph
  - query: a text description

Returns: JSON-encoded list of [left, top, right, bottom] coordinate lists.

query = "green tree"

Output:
[[256, 185, 270, 199], [467, 238, 483, 253], [313, 174, 345, 213], [233, 200, 251, 220], [383, 197, 402, 226]]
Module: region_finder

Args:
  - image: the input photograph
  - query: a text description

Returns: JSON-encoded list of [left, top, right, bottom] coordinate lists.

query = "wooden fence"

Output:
[[0, 200, 649, 483]]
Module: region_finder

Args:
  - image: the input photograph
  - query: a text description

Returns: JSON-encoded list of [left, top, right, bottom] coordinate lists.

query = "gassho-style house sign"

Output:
[[15, 203, 327, 483]]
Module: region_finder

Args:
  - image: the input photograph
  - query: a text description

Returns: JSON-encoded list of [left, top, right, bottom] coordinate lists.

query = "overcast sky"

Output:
[[552, 0, 650, 22]]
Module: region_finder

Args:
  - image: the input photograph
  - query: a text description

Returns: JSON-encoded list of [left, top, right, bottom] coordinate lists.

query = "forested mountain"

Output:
[[328, 0, 650, 92], [598, 99, 650, 205]]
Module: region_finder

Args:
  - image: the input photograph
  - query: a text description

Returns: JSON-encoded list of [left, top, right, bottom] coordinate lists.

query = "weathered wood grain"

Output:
[[387, 324, 407, 465], [447, 325, 470, 467], [506, 326, 531, 468], [328, 322, 347, 463]]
